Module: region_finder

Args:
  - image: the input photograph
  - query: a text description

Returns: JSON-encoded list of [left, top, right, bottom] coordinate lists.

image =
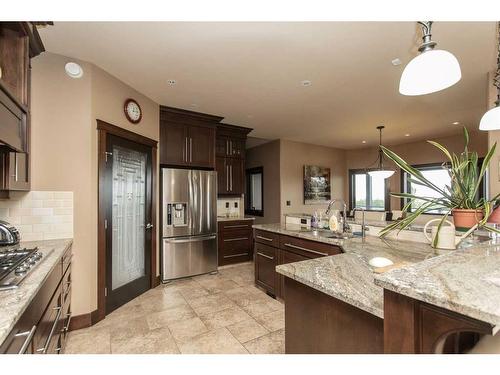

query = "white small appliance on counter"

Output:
[[284, 213, 312, 228]]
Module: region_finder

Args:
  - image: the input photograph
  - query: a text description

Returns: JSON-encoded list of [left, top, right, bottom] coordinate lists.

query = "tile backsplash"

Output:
[[0, 191, 73, 241]]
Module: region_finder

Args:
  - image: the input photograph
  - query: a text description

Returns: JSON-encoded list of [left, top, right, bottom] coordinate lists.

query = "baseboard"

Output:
[[153, 275, 160, 288], [69, 309, 99, 332]]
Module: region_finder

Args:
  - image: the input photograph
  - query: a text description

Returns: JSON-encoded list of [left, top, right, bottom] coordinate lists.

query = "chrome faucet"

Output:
[[325, 199, 350, 233], [352, 207, 368, 238]]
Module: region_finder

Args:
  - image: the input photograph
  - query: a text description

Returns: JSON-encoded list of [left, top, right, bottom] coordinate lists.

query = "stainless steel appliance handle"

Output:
[[225, 224, 250, 229], [15, 325, 36, 354], [257, 252, 274, 260], [190, 138, 193, 162], [223, 237, 249, 242], [284, 243, 328, 257], [37, 307, 62, 354], [165, 235, 216, 244], [256, 235, 273, 242]]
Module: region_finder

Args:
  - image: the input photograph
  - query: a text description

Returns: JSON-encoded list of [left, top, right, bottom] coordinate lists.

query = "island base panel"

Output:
[[284, 277, 383, 354]]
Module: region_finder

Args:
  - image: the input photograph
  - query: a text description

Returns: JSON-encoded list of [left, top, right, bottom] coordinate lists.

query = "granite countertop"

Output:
[[0, 238, 73, 345], [257, 223, 500, 326], [374, 243, 500, 327], [255, 223, 437, 318], [217, 216, 255, 222]]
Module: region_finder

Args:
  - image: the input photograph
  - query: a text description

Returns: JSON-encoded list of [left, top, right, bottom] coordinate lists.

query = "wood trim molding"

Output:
[[68, 310, 99, 332], [96, 119, 158, 148], [159, 105, 224, 123], [97, 119, 158, 323]]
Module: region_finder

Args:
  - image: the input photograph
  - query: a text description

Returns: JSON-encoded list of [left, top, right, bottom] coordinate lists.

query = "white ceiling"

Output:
[[38, 22, 497, 149]]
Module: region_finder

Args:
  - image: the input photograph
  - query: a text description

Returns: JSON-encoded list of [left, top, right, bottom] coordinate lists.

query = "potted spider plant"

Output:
[[379, 127, 500, 241]]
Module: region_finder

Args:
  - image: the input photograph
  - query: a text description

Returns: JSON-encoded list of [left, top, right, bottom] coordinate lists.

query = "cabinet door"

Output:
[[279, 249, 310, 300], [229, 138, 245, 158], [229, 157, 244, 195], [7, 151, 29, 190], [187, 125, 215, 168], [216, 136, 228, 157], [254, 242, 278, 295], [216, 156, 229, 195], [160, 121, 187, 166]]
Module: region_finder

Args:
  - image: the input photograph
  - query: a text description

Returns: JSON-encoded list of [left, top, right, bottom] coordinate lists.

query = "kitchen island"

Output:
[[253, 223, 500, 354]]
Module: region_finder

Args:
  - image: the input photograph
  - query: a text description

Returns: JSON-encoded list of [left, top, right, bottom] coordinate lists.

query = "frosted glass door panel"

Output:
[[111, 145, 147, 290]]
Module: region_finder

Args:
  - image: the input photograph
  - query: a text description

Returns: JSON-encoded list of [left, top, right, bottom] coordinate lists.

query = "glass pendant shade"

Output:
[[479, 105, 500, 131], [367, 169, 395, 179], [399, 49, 461, 96]]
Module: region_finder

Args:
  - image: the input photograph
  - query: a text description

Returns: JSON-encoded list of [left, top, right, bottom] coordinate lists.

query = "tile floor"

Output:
[[64, 262, 285, 354]]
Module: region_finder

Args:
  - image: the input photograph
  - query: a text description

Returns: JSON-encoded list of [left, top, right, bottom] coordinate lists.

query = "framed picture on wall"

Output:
[[303, 165, 331, 204]]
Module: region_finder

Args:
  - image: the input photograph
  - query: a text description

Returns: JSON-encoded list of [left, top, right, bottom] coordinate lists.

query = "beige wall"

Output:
[[487, 71, 500, 198], [345, 131, 489, 210], [31, 52, 159, 316], [280, 140, 346, 222], [245, 140, 281, 224]]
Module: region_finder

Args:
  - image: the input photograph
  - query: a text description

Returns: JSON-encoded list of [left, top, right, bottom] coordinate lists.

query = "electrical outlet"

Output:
[[286, 200, 291, 206], [234, 202, 238, 208], [225, 202, 230, 208]]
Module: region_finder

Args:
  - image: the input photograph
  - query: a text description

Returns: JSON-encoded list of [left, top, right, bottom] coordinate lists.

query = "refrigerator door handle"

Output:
[[164, 235, 217, 244]]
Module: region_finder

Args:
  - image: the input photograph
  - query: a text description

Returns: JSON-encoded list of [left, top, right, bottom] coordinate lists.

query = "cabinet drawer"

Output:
[[254, 229, 280, 247], [280, 235, 342, 258], [254, 242, 278, 295], [33, 285, 62, 354], [219, 220, 253, 232]]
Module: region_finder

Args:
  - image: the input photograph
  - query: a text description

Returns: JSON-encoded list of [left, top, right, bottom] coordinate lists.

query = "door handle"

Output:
[[185, 137, 188, 162], [189, 138, 193, 162], [229, 165, 233, 191], [226, 164, 229, 191], [146, 223, 154, 229]]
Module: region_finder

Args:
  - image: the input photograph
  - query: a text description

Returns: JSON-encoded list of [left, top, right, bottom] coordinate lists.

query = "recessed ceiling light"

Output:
[[300, 80, 312, 87], [405, 133, 410, 137], [190, 103, 198, 108], [167, 79, 177, 86], [64, 62, 83, 79], [452, 121, 460, 125], [391, 58, 402, 66], [362, 140, 367, 144]]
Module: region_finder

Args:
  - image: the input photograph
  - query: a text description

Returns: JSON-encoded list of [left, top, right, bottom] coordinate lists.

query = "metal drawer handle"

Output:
[[223, 237, 249, 242], [224, 224, 249, 229], [284, 243, 328, 257], [15, 325, 36, 354], [223, 252, 249, 258], [256, 235, 273, 242], [37, 307, 62, 354], [62, 312, 72, 333], [257, 252, 274, 260]]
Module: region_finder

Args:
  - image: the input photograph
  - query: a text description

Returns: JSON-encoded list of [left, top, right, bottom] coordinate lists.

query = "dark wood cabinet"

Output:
[[215, 124, 251, 197], [0, 22, 46, 197], [217, 220, 254, 266], [254, 242, 279, 295], [159, 106, 221, 169], [254, 229, 342, 299], [0, 244, 72, 354]]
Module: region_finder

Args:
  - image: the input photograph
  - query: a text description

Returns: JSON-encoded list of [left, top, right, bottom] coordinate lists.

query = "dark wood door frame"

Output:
[[96, 119, 158, 324]]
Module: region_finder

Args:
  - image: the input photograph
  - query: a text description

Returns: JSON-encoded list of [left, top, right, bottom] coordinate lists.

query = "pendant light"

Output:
[[367, 126, 395, 179], [400, 21, 461, 96], [479, 22, 500, 131]]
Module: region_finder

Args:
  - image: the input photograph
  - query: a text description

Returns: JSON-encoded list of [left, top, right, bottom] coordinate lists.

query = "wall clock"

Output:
[[124, 98, 142, 124]]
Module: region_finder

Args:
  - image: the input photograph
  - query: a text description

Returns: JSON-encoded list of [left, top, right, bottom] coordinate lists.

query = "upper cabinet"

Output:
[[159, 106, 222, 169], [0, 22, 46, 196], [216, 124, 252, 196]]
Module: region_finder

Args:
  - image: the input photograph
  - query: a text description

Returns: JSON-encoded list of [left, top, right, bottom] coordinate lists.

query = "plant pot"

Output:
[[487, 207, 500, 224], [452, 208, 484, 232]]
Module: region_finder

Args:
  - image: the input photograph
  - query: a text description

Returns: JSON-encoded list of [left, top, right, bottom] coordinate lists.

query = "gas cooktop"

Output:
[[0, 247, 44, 290]]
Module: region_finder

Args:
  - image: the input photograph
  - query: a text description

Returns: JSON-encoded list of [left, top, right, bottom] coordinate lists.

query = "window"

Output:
[[349, 170, 389, 211], [401, 161, 487, 214], [245, 167, 264, 216]]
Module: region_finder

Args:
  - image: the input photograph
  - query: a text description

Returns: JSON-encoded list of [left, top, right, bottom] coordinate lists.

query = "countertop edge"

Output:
[[0, 238, 74, 345]]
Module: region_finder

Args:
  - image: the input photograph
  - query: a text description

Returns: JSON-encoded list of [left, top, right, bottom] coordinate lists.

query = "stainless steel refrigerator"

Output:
[[161, 168, 217, 282]]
